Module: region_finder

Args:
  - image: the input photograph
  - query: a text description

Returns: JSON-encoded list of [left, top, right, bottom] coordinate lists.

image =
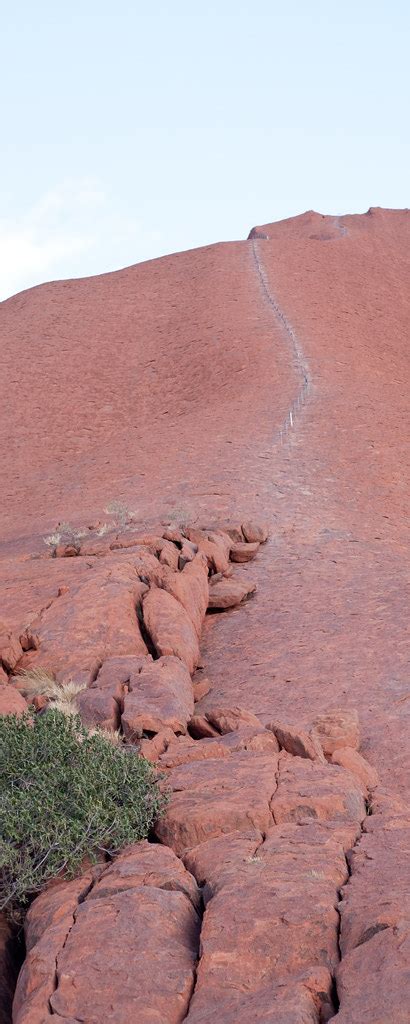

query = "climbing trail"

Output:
[[2, 209, 410, 1023], [251, 238, 312, 445]]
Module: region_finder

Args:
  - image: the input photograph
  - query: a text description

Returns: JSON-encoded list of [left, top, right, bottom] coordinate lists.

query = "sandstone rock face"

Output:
[[207, 576, 256, 609], [19, 564, 148, 685], [312, 709, 360, 756], [267, 720, 326, 762], [142, 588, 200, 674], [0, 685, 27, 716], [122, 655, 194, 738], [13, 846, 200, 1024], [2, 210, 409, 802], [271, 755, 366, 825], [334, 804, 410, 1022], [3, 209, 410, 1019], [155, 751, 279, 855]]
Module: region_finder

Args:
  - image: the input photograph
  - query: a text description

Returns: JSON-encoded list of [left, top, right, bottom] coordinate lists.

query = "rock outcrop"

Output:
[[11, 699, 384, 1024], [13, 845, 200, 1024], [3, 521, 262, 748], [5, 506, 410, 1023], [2, 207, 410, 1021]]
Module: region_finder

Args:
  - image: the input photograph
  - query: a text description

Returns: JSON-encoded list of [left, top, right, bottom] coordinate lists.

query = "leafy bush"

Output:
[[0, 710, 166, 915]]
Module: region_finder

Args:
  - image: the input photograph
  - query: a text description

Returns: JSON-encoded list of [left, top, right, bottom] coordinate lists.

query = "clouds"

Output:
[[0, 179, 107, 300], [0, 180, 168, 301]]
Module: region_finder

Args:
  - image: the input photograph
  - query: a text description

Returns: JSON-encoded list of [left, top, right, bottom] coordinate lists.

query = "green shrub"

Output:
[[0, 709, 166, 916]]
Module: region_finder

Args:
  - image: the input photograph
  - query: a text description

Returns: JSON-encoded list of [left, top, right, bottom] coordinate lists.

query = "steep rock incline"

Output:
[[199, 208, 410, 796], [0, 241, 294, 547], [2, 210, 408, 793], [1, 208, 409, 1021]]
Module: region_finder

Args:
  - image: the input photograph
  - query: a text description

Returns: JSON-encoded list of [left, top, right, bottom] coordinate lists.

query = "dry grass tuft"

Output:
[[50, 697, 80, 717], [86, 726, 123, 746], [17, 669, 86, 708], [16, 668, 59, 700], [96, 522, 110, 537], [104, 500, 136, 528], [43, 522, 88, 550], [16, 671, 124, 739], [44, 532, 62, 548]]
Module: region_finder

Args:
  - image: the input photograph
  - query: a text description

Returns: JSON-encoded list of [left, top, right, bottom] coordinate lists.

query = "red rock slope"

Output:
[[200, 208, 410, 798], [1, 208, 410, 1022], [1, 207, 409, 792]]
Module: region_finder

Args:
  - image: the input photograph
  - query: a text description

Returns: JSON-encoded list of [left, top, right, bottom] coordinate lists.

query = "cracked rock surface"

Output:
[[2, 208, 410, 1022]]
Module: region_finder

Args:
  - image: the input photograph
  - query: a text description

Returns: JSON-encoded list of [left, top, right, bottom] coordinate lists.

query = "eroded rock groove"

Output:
[[251, 237, 312, 444]]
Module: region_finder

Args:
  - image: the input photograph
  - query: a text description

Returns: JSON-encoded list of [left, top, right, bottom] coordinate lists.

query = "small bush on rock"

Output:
[[0, 709, 166, 916]]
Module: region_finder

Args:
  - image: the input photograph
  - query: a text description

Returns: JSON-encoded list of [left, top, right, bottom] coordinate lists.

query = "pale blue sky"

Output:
[[1, 1, 409, 298]]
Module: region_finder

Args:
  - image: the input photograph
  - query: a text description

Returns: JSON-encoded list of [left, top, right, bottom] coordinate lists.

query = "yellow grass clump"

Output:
[[17, 668, 86, 709]]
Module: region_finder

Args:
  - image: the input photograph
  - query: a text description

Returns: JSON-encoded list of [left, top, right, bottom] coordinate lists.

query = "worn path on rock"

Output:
[[251, 236, 312, 445], [199, 209, 410, 798]]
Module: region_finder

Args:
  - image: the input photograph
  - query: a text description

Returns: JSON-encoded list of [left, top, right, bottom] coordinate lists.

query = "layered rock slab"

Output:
[[155, 750, 279, 855], [13, 844, 200, 1024], [78, 653, 194, 737], [19, 562, 148, 685], [334, 801, 410, 1022], [13, 873, 95, 1024], [142, 587, 200, 675], [271, 754, 366, 826], [122, 655, 194, 738], [10, 709, 380, 1024], [182, 822, 359, 1023], [175, 741, 368, 1022]]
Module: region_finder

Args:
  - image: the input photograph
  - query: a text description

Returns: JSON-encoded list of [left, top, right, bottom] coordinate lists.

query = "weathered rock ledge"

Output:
[[2, 518, 409, 1023]]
